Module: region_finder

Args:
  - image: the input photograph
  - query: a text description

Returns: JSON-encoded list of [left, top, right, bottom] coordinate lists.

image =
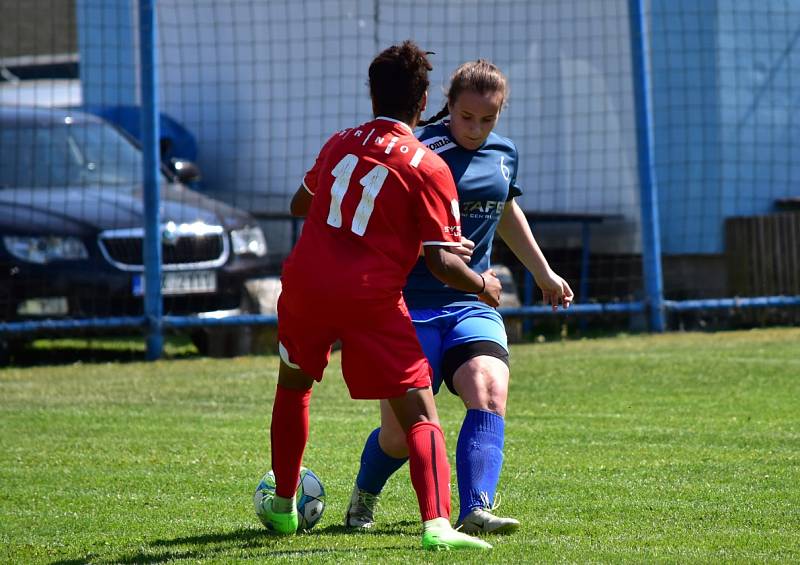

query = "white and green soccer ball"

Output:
[[254, 466, 326, 531]]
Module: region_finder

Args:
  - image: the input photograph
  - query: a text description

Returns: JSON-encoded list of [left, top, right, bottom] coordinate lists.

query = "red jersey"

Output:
[[282, 116, 462, 301]]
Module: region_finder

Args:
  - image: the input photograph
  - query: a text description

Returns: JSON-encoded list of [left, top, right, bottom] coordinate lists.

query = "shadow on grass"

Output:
[[146, 519, 419, 546], [3, 335, 199, 367], [315, 520, 420, 537], [53, 525, 415, 564], [50, 558, 97, 565], [149, 526, 278, 548]]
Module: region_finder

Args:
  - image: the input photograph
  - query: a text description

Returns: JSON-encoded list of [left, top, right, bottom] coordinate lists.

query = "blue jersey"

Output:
[[404, 121, 522, 309]]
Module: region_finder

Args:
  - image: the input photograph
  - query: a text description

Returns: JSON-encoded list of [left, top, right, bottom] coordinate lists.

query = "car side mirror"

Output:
[[168, 158, 201, 184]]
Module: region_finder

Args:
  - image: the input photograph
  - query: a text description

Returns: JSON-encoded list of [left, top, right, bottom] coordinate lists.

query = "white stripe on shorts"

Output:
[[279, 342, 300, 369]]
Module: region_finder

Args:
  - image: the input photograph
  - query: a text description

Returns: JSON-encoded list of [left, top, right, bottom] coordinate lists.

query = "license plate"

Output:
[[132, 271, 217, 296]]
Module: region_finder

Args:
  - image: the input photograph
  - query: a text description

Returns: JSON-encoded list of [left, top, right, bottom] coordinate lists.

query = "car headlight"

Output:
[[2, 235, 89, 264], [230, 226, 267, 257]]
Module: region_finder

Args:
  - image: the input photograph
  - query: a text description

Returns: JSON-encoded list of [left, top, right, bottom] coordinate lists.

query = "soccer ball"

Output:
[[254, 466, 326, 531]]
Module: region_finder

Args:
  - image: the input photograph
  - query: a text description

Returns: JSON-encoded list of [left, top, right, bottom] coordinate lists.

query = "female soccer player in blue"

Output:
[[345, 59, 574, 534]]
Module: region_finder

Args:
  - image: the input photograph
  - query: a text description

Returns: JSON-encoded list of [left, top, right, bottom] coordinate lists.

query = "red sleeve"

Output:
[[413, 164, 462, 246], [302, 131, 342, 194]]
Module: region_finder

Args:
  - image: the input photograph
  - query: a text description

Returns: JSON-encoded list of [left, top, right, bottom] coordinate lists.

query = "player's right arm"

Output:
[[290, 130, 346, 218], [290, 184, 313, 217], [424, 246, 502, 306]]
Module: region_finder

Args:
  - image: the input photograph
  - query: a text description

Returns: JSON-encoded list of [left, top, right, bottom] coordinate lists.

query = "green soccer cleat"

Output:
[[456, 508, 520, 535], [344, 484, 379, 529], [259, 494, 299, 535], [421, 518, 493, 551]]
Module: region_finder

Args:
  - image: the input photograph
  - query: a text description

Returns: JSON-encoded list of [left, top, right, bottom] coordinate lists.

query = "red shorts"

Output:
[[277, 288, 432, 399]]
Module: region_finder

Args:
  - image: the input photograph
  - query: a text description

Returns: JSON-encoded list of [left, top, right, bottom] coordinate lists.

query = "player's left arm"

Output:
[[497, 198, 573, 310]]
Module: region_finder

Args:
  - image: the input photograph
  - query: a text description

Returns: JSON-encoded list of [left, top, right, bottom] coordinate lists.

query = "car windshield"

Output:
[[0, 119, 159, 188]]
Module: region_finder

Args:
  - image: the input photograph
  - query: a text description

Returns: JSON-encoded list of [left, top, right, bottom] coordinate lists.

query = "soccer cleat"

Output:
[[344, 484, 379, 529], [422, 518, 493, 551], [260, 494, 299, 535], [456, 508, 520, 535]]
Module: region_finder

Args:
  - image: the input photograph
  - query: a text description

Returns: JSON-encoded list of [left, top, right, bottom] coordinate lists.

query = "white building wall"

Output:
[[80, 0, 642, 255]]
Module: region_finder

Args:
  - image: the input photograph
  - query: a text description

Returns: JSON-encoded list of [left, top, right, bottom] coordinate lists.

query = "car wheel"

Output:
[[190, 325, 253, 358], [0, 338, 28, 365], [243, 277, 280, 355], [190, 277, 280, 358]]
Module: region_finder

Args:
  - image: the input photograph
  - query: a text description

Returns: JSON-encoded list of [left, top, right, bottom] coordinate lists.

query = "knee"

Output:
[[482, 373, 508, 416], [378, 426, 409, 459], [453, 358, 509, 416]]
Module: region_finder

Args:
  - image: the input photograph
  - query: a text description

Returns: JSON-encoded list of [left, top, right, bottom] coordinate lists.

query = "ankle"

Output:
[[272, 495, 294, 513], [423, 517, 451, 532]]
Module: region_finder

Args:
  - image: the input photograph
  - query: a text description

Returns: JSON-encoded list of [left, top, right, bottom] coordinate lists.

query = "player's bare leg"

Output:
[[387, 388, 492, 550], [260, 359, 315, 534]]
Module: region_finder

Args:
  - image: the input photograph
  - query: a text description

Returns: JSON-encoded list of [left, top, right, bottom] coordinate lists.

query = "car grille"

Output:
[[98, 224, 229, 271]]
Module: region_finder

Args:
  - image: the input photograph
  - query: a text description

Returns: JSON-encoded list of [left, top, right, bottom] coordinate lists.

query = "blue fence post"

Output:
[[139, 0, 163, 359], [628, 0, 665, 332]]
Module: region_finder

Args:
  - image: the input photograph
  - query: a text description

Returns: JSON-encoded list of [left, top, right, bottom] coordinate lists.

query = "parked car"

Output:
[[0, 105, 273, 357]]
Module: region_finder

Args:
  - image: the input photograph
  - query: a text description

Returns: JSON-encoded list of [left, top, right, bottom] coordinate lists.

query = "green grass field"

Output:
[[1, 328, 799, 563]]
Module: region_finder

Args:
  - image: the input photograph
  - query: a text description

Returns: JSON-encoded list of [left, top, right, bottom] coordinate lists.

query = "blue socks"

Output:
[[456, 409, 505, 522], [356, 427, 408, 495], [356, 410, 506, 522]]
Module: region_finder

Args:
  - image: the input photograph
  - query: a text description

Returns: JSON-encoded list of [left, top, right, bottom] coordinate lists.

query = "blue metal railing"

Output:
[[139, 0, 163, 360], [4, 1, 800, 358], [628, 0, 665, 332]]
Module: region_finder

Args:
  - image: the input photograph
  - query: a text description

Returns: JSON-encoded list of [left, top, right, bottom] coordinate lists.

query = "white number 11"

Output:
[[326, 153, 389, 236]]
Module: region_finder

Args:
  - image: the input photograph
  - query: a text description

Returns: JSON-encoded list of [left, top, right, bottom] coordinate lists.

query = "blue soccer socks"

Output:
[[456, 409, 505, 522], [356, 412, 508, 525], [356, 427, 409, 495]]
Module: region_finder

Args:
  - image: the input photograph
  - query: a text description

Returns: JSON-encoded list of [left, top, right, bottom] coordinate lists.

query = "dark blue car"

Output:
[[0, 106, 272, 356]]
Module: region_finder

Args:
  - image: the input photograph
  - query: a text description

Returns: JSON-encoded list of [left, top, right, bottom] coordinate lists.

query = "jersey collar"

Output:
[[375, 116, 413, 134]]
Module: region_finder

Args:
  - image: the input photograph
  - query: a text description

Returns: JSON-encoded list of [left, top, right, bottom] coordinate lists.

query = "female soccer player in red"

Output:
[[260, 42, 501, 551], [345, 60, 573, 534]]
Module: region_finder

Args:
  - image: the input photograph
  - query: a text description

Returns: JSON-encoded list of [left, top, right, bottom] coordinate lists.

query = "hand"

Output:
[[535, 269, 574, 311], [451, 236, 475, 264], [477, 268, 503, 307]]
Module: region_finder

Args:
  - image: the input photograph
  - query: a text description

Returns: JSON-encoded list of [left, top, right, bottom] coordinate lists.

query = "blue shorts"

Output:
[[410, 304, 509, 395]]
